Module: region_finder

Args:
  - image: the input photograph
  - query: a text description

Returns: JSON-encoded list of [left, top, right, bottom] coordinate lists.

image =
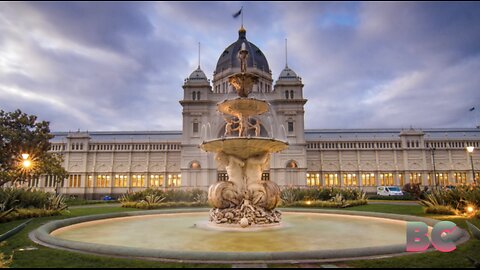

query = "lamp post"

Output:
[[21, 153, 32, 170], [466, 146, 476, 185], [430, 147, 437, 189], [20, 153, 32, 187]]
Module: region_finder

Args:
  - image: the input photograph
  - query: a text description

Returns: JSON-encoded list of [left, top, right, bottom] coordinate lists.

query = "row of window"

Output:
[[51, 144, 65, 151], [24, 174, 182, 188], [53, 143, 182, 152], [88, 174, 181, 188], [285, 90, 295, 99], [427, 141, 480, 149], [406, 140, 420, 148], [71, 143, 84, 150], [214, 81, 272, 94], [85, 144, 181, 151], [192, 91, 202, 101], [307, 141, 480, 150], [308, 142, 402, 150], [305, 172, 480, 187], [217, 172, 271, 182], [54, 141, 480, 152]]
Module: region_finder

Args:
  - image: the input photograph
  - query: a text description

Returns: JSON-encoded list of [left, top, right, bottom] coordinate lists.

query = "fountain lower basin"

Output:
[[31, 208, 467, 263]]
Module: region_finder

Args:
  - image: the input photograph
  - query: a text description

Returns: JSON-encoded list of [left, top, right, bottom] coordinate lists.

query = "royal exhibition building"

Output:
[[26, 27, 480, 199]]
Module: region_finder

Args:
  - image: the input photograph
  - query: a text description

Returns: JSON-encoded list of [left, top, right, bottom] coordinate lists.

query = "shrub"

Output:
[[46, 194, 68, 210], [419, 185, 480, 215], [121, 201, 208, 210], [367, 194, 415, 200], [280, 187, 366, 204], [402, 183, 424, 199], [282, 199, 368, 208], [119, 188, 208, 208], [424, 205, 458, 215], [0, 209, 61, 223], [0, 187, 51, 209]]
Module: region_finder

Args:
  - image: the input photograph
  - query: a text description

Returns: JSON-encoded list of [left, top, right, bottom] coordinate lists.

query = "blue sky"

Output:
[[1, 2, 479, 131]]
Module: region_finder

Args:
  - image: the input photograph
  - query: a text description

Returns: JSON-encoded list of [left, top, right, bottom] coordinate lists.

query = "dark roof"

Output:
[[51, 131, 182, 143], [305, 128, 480, 140], [215, 28, 270, 74]]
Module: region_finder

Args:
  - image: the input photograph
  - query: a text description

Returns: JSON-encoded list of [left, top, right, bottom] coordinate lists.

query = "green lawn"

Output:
[[342, 203, 425, 216], [1, 204, 479, 268], [341, 204, 480, 268], [0, 207, 226, 268]]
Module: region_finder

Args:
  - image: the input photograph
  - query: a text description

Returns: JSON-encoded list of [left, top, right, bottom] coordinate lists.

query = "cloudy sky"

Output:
[[1, 2, 479, 132]]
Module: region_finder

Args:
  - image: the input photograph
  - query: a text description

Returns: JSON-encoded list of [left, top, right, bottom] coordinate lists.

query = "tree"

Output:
[[0, 109, 68, 187]]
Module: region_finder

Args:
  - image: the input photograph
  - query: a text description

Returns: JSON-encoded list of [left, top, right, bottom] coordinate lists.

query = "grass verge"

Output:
[[1, 203, 479, 268]]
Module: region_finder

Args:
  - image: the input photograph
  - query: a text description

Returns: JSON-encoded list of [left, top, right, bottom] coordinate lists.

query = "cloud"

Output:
[[0, 2, 479, 132]]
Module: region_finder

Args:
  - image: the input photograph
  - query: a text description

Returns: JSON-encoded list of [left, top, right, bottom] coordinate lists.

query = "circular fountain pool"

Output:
[[31, 208, 467, 263]]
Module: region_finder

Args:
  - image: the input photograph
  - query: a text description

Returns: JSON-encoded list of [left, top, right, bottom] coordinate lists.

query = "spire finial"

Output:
[[198, 42, 201, 69], [285, 38, 288, 68]]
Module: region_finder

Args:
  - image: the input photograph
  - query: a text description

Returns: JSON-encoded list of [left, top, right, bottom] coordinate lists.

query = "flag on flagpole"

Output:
[[233, 7, 242, 18], [469, 107, 475, 111]]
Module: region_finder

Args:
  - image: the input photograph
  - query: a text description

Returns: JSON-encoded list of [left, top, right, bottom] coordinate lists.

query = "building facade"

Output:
[[26, 28, 480, 198]]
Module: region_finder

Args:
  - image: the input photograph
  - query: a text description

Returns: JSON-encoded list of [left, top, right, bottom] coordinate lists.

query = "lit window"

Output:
[[150, 175, 164, 188], [324, 173, 339, 187], [132, 175, 145, 187], [68, 175, 81, 188], [379, 173, 394, 186], [114, 175, 128, 187], [343, 173, 358, 187], [362, 173, 375, 186], [409, 173, 423, 185], [167, 174, 181, 187], [96, 175, 110, 188], [306, 172, 321, 187], [217, 172, 228, 181]]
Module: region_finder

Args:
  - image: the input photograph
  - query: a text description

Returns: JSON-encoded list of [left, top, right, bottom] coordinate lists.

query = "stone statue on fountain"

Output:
[[202, 39, 287, 228]]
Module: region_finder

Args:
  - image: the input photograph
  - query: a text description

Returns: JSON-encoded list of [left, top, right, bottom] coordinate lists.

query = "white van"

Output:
[[376, 186, 404, 196]]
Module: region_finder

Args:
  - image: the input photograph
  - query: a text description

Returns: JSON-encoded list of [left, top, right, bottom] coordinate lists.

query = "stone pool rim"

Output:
[[30, 208, 469, 263]]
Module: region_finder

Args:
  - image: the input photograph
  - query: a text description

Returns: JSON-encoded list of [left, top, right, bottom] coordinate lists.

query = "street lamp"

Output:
[[467, 146, 476, 185], [430, 147, 437, 189], [21, 153, 32, 169]]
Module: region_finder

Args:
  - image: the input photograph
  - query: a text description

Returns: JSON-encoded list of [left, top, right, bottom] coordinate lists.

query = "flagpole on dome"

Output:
[[233, 7, 243, 29], [241, 6, 244, 28]]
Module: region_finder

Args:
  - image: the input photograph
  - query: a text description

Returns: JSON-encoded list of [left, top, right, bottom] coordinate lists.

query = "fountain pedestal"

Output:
[[200, 42, 288, 228]]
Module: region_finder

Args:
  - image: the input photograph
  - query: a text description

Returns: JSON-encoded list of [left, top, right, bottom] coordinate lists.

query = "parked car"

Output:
[[376, 186, 404, 196], [102, 195, 113, 201]]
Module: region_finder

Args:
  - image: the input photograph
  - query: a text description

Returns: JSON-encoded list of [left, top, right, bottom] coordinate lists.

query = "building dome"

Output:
[[189, 67, 208, 80], [214, 28, 270, 74], [279, 67, 297, 78]]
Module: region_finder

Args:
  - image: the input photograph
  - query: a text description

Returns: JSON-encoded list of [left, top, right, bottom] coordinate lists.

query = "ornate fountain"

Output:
[[201, 42, 288, 228]]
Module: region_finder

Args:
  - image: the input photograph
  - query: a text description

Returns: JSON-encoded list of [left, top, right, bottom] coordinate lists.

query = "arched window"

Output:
[[197, 91, 201, 100], [286, 160, 299, 168], [190, 161, 201, 169], [290, 90, 294, 99], [192, 92, 196, 100], [285, 90, 289, 99]]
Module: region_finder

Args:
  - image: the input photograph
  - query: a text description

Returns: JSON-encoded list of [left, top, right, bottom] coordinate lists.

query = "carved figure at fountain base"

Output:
[[208, 181, 243, 209], [209, 200, 282, 226], [247, 181, 281, 211]]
